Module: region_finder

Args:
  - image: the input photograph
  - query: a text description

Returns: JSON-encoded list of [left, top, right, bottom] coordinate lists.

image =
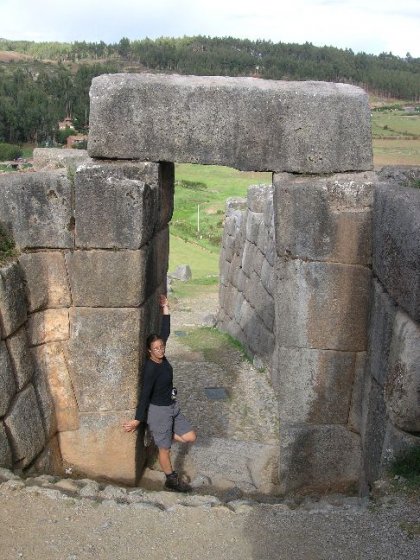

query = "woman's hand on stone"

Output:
[[122, 419, 140, 432], [160, 294, 169, 313]]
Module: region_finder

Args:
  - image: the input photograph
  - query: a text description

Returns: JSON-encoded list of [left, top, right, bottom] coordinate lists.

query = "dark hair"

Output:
[[146, 333, 164, 356]]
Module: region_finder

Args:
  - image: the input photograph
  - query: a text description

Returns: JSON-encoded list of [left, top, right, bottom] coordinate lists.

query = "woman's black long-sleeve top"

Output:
[[135, 315, 173, 422]]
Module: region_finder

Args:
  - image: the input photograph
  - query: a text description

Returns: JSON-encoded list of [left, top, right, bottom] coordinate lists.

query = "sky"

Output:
[[1, 0, 419, 58]]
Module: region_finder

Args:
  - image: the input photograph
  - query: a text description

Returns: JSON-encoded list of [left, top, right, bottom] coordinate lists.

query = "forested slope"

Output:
[[1, 35, 419, 145]]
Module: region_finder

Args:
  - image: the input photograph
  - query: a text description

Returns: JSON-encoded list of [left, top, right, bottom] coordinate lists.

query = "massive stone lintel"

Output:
[[88, 74, 372, 173]]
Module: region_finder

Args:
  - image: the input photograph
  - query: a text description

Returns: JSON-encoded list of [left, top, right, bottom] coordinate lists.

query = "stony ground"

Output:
[[0, 470, 419, 560], [0, 289, 419, 559]]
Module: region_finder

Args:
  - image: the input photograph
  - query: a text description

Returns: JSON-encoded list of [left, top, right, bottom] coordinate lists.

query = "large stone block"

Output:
[[273, 346, 356, 425], [5, 327, 34, 390], [274, 172, 374, 265], [4, 384, 46, 467], [384, 311, 420, 432], [0, 171, 73, 249], [276, 259, 371, 352], [32, 148, 92, 171], [247, 184, 273, 213], [381, 422, 420, 470], [28, 434, 64, 476], [171, 437, 279, 490], [0, 261, 27, 338], [65, 308, 140, 412], [367, 279, 397, 387], [31, 348, 58, 439], [19, 252, 71, 312], [32, 343, 79, 432], [144, 228, 170, 299], [74, 162, 160, 249], [0, 422, 12, 468], [27, 309, 69, 346], [373, 182, 420, 322], [362, 378, 387, 485], [348, 352, 368, 435], [65, 249, 147, 307], [58, 411, 137, 484], [0, 341, 16, 417], [88, 74, 372, 173], [279, 424, 361, 494]]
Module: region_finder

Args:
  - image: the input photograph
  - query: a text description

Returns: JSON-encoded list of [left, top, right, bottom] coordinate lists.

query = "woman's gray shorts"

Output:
[[147, 402, 193, 449]]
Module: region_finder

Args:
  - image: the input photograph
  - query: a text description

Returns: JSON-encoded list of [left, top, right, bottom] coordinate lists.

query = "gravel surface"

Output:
[[0, 475, 419, 560]]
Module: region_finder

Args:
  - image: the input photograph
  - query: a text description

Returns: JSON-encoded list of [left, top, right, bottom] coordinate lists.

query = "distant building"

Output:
[[59, 117, 74, 130]]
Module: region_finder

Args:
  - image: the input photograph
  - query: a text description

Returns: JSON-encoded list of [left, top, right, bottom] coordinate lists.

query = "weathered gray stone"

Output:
[[243, 272, 274, 332], [245, 211, 263, 243], [170, 437, 279, 491], [32, 342, 79, 432], [59, 411, 137, 484], [29, 435, 63, 476], [0, 171, 73, 249], [65, 308, 140, 412], [368, 279, 397, 387], [276, 259, 371, 352], [170, 264, 192, 282], [27, 309, 69, 346], [32, 148, 93, 171], [31, 347, 58, 439], [4, 384, 45, 467], [19, 252, 71, 312], [88, 74, 372, 173], [65, 249, 147, 307], [348, 352, 367, 434], [384, 311, 420, 432], [5, 327, 34, 390], [0, 423, 12, 468], [380, 422, 420, 469], [279, 424, 361, 494], [273, 347, 356, 425], [373, 182, 420, 322], [247, 184, 272, 213], [377, 165, 420, 188], [362, 378, 387, 485], [273, 172, 374, 265], [241, 241, 256, 277], [140, 229, 170, 303], [74, 162, 160, 249], [0, 262, 27, 338], [0, 341, 16, 416]]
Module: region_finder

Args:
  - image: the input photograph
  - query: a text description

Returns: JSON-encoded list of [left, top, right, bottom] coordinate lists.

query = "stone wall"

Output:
[[218, 185, 275, 364], [0, 260, 61, 473], [0, 156, 174, 483], [218, 167, 420, 494], [361, 168, 420, 488], [219, 172, 375, 494]]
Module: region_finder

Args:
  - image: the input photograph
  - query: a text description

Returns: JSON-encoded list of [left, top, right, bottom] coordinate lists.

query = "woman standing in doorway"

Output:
[[123, 295, 196, 492]]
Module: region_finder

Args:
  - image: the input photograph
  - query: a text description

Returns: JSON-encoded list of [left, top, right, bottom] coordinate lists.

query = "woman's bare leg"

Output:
[[158, 447, 173, 475], [173, 430, 197, 444]]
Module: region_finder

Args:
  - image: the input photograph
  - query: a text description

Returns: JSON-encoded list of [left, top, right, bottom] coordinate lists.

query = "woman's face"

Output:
[[149, 339, 165, 362]]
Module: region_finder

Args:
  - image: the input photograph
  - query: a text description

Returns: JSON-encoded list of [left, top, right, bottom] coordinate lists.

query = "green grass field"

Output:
[[172, 163, 271, 253], [169, 164, 271, 297], [372, 106, 420, 166]]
